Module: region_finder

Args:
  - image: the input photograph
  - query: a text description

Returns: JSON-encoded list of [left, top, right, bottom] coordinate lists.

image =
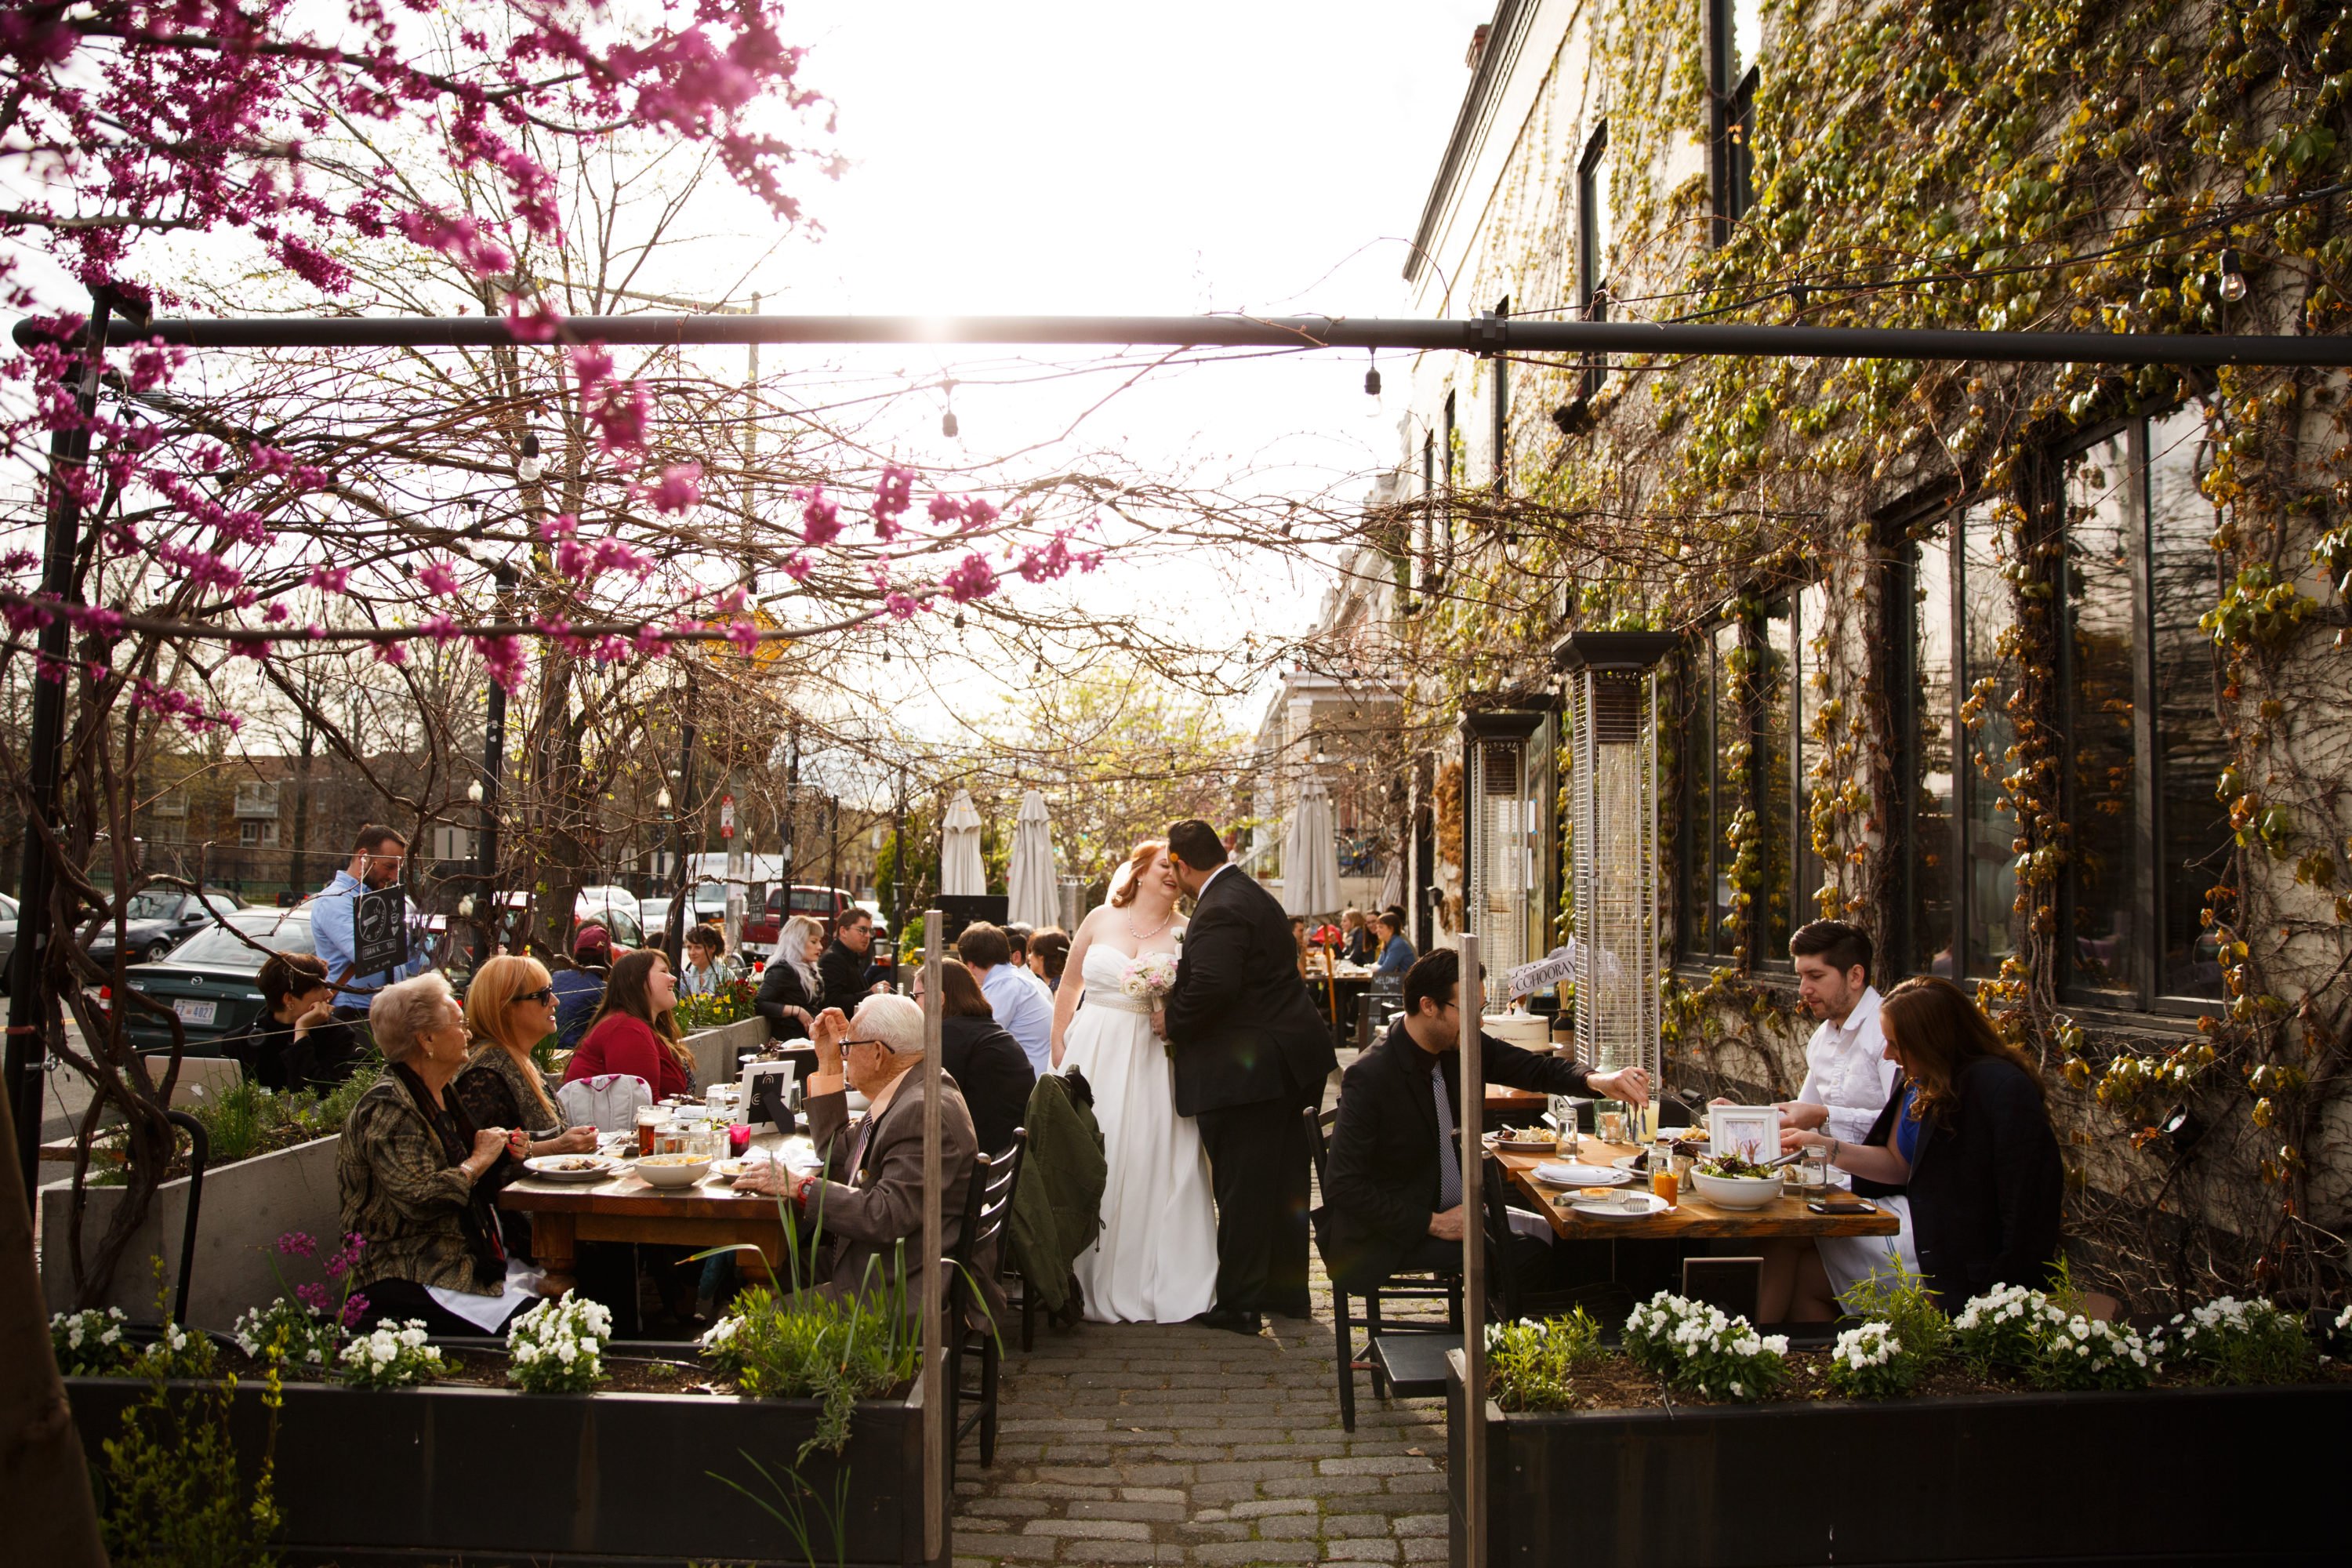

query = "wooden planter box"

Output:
[[41, 1134, 342, 1330], [67, 1374, 949, 1567], [1445, 1356, 2346, 1567]]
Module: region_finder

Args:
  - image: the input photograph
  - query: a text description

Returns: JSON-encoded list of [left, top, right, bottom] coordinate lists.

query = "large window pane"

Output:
[[2148, 408, 2230, 1000], [2063, 434, 2142, 998], [1711, 620, 1742, 954], [1759, 600, 1795, 959], [1960, 504, 2018, 978], [1796, 581, 1830, 929], [1909, 525, 1956, 978]]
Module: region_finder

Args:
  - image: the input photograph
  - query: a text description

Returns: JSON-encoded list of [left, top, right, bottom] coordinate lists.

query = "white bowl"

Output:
[[1692, 1171, 1784, 1210], [631, 1154, 713, 1189]]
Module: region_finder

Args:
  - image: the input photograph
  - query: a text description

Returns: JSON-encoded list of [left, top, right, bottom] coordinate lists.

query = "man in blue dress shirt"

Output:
[[956, 921, 1055, 1076], [310, 825, 428, 1020]]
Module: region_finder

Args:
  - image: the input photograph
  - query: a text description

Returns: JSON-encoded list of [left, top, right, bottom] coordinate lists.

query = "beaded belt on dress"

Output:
[[1086, 990, 1154, 1014]]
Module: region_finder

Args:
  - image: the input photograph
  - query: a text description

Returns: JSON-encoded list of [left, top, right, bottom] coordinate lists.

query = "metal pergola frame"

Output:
[[10, 305, 2350, 1568]]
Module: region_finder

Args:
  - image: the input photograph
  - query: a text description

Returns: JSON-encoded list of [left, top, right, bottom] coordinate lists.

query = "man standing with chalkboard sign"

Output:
[[311, 825, 428, 1022]]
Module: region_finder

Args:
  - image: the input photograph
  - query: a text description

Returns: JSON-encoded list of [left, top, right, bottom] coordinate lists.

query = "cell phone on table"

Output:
[[1808, 1196, 1875, 1215]]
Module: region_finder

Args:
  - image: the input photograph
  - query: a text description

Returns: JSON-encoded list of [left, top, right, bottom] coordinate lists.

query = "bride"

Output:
[[1051, 838, 1218, 1324]]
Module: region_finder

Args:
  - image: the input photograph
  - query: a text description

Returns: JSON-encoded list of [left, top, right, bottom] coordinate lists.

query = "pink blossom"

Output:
[[276, 1232, 318, 1258], [474, 634, 528, 691], [373, 641, 411, 668], [873, 466, 916, 539], [780, 552, 813, 580], [341, 1293, 371, 1329], [725, 619, 762, 656], [796, 485, 841, 546], [264, 601, 291, 623], [960, 498, 1000, 532], [420, 614, 460, 643], [418, 561, 463, 597], [587, 379, 652, 457], [306, 564, 351, 594], [540, 512, 579, 543], [637, 462, 702, 514], [942, 553, 999, 604], [927, 494, 963, 526], [884, 590, 927, 619]]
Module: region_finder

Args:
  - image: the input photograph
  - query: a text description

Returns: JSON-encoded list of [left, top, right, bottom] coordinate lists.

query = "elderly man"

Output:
[[738, 994, 979, 1307]]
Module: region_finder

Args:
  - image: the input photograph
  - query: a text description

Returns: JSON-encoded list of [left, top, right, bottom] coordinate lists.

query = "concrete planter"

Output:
[[1444, 1356, 2348, 1566], [67, 1374, 947, 1567], [41, 1133, 340, 1331], [685, 1014, 770, 1091]]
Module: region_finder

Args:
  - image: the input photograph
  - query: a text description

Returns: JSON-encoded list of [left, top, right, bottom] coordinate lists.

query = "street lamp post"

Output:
[[667, 706, 696, 970]]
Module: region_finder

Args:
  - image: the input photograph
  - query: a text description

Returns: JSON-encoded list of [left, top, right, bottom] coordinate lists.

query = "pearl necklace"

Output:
[[1127, 909, 1173, 942]]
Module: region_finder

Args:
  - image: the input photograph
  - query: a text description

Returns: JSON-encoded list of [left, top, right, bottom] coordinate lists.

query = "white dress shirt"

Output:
[[1795, 985, 1897, 1168]]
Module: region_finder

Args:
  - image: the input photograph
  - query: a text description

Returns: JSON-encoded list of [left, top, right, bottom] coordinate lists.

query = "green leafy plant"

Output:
[[506, 1291, 614, 1393], [699, 1278, 919, 1461], [182, 1062, 379, 1167], [97, 1331, 282, 1567], [1836, 1265, 1952, 1370], [1623, 1290, 1789, 1401], [2151, 1295, 2316, 1386], [1485, 1308, 1607, 1411], [676, 977, 758, 1031]]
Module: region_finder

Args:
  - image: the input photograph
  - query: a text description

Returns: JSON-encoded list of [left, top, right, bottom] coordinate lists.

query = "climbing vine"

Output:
[[1381, 0, 2352, 1305]]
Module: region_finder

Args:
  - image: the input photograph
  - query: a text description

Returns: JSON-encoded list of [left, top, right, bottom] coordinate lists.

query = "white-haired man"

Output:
[[738, 993, 979, 1306]]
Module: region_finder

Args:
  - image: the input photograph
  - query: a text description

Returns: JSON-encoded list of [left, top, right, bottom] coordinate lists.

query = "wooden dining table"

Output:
[[497, 1132, 815, 1298], [1490, 1139, 1904, 1242]]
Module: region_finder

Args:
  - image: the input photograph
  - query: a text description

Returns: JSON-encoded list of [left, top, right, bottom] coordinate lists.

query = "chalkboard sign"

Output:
[[352, 884, 408, 977]]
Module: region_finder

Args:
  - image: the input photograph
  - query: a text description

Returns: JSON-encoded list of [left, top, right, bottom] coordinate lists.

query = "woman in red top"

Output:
[[561, 949, 695, 1100]]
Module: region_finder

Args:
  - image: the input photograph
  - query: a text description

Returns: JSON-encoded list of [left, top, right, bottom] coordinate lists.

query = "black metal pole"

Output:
[[36, 311, 2352, 368], [667, 710, 695, 971], [475, 564, 514, 964], [6, 293, 111, 1211]]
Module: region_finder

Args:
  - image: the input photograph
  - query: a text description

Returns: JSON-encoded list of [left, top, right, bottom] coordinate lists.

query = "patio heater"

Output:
[[1552, 631, 1679, 1095], [1457, 699, 1555, 979]]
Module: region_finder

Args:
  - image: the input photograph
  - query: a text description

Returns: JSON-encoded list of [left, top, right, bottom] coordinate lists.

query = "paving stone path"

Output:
[[952, 1052, 1458, 1568]]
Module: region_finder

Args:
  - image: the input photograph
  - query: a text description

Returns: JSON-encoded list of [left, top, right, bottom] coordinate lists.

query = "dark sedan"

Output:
[[85, 886, 247, 967], [120, 908, 311, 1055]]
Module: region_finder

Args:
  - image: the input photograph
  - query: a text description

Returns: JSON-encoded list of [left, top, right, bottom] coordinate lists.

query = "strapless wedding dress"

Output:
[[1059, 944, 1218, 1323]]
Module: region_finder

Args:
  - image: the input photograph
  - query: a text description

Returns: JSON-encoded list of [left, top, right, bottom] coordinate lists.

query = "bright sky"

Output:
[[730, 0, 1494, 741]]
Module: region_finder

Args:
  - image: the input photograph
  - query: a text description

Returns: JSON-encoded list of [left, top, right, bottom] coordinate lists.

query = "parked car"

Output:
[[743, 884, 857, 949], [0, 891, 16, 970], [85, 886, 247, 967], [638, 896, 673, 938], [120, 907, 313, 1055]]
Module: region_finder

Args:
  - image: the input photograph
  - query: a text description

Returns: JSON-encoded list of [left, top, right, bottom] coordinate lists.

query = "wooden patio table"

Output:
[[1492, 1139, 1904, 1242], [498, 1134, 811, 1297]]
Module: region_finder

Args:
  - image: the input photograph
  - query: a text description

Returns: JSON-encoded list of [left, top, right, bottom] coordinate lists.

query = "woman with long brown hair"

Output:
[[456, 955, 598, 1158], [561, 947, 695, 1100], [1768, 975, 2063, 1315]]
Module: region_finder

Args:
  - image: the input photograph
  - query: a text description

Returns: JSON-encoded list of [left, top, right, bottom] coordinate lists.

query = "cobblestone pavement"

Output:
[[952, 1051, 1457, 1568]]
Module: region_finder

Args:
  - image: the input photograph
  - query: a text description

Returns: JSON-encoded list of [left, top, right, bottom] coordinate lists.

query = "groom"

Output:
[[1162, 818, 1339, 1333]]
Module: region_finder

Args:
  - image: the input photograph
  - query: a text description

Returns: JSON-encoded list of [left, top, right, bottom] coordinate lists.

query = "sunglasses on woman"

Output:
[[513, 986, 557, 1006]]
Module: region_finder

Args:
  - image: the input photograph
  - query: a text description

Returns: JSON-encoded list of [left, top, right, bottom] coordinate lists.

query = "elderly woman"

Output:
[[755, 913, 825, 1041], [737, 995, 979, 1308], [339, 972, 532, 1335]]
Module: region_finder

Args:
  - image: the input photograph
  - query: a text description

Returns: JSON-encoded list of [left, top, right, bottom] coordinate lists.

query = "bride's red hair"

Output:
[[1107, 838, 1168, 908]]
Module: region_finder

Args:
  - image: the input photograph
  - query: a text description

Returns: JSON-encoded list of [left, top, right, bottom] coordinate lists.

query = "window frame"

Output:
[[1708, 0, 1762, 240], [1576, 122, 1610, 400]]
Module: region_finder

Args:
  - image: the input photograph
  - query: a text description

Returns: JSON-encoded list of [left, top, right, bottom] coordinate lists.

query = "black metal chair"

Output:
[[947, 1128, 1026, 1471], [1305, 1105, 1461, 1432], [1480, 1154, 1634, 1327]]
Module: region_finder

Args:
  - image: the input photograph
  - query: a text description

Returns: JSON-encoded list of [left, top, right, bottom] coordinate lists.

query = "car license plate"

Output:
[[172, 999, 216, 1026]]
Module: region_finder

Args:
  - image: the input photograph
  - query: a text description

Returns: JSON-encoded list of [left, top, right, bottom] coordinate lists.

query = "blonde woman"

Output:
[[455, 955, 597, 1160]]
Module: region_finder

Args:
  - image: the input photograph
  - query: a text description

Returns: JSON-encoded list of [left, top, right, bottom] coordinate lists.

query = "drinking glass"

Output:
[[1801, 1142, 1832, 1194], [728, 1123, 753, 1158], [1597, 1109, 1629, 1145]]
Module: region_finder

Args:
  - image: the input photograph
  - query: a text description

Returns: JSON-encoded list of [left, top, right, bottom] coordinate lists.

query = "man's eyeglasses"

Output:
[[514, 987, 557, 1006], [839, 1036, 886, 1051]]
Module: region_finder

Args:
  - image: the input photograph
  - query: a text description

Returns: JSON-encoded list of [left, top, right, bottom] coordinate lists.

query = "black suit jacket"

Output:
[[942, 1013, 1036, 1158], [1162, 865, 1338, 1117], [1853, 1056, 2063, 1309], [818, 939, 871, 1014], [1319, 1018, 1595, 1291]]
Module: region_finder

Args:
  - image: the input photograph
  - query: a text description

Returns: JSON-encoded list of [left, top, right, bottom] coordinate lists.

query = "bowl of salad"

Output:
[[1690, 1153, 1784, 1210]]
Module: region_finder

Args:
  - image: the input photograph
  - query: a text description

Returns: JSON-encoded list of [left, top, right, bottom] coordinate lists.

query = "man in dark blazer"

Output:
[[1162, 818, 1339, 1333], [1320, 948, 1650, 1294], [819, 907, 884, 1014]]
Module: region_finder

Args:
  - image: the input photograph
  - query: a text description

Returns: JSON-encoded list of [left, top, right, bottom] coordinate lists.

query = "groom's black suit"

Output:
[[1164, 862, 1339, 1318]]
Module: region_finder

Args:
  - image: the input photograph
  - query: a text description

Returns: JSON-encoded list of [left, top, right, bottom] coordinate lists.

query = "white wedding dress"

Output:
[[1061, 943, 1219, 1323]]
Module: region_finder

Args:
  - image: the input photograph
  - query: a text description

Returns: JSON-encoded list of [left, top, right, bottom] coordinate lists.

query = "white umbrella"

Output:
[[1005, 789, 1058, 929], [940, 789, 986, 897], [1281, 777, 1343, 918]]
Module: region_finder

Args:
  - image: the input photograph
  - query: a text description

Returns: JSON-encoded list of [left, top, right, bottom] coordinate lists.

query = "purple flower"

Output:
[[296, 1281, 329, 1314], [276, 1231, 318, 1258], [942, 553, 998, 604], [342, 1293, 370, 1329], [796, 485, 840, 546], [418, 561, 463, 597]]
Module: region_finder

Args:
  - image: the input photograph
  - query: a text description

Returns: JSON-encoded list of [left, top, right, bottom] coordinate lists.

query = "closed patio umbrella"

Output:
[[941, 789, 986, 897], [1005, 790, 1058, 929], [1281, 777, 1343, 918]]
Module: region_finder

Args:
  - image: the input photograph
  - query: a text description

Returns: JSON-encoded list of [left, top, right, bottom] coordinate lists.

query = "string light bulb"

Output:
[[515, 430, 545, 485], [2216, 248, 2248, 304], [1363, 353, 1381, 397], [656, 786, 672, 811], [466, 779, 484, 804]]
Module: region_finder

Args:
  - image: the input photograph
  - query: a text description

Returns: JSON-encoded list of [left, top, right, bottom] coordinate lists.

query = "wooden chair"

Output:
[[1305, 1105, 1461, 1432], [947, 1128, 1026, 1471]]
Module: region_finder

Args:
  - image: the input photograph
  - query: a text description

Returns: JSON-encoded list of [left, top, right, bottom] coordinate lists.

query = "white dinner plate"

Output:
[[1532, 1162, 1629, 1187], [523, 1154, 619, 1183], [1567, 1192, 1673, 1218]]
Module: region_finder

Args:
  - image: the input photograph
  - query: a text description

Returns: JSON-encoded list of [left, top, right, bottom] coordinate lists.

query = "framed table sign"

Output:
[[1708, 1105, 1781, 1165]]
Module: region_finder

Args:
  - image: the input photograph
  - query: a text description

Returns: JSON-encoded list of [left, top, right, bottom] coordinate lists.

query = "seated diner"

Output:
[[562, 948, 695, 1101], [220, 951, 366, 1092]]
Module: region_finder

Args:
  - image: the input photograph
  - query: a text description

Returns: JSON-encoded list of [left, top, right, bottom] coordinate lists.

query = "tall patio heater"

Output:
[[1552, 632, 1679, 1089], [1457, 698, 1555, 980]]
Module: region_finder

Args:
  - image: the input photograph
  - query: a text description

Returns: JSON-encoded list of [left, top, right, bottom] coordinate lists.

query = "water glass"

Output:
[[1597, 1109, 1629, 1145], [1801, 1141, 1833, 1193]]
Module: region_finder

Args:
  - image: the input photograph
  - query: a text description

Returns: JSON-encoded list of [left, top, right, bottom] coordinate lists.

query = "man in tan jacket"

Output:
[[742, 993, 978, 1306]]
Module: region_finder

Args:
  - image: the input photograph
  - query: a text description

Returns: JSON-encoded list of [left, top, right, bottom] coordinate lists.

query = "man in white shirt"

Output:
[[957, 921, 1055, 1076], [1759, 919, 1918, 1319]]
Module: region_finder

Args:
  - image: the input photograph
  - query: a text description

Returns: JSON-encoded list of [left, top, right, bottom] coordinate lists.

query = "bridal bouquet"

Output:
[[1120, 952, 1179, 1001]]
